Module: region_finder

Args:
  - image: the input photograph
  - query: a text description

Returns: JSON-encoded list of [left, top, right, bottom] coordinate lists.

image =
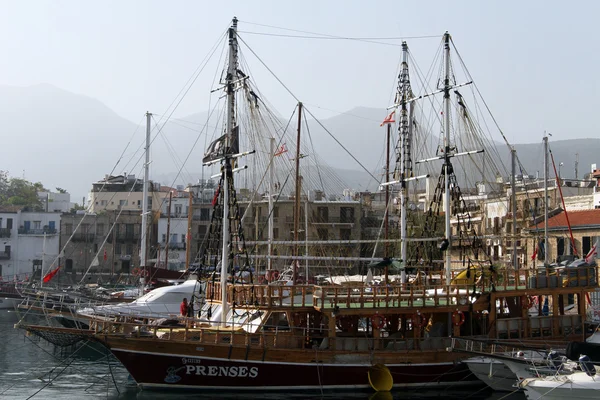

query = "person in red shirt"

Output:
[[180, 297, 188, 317]]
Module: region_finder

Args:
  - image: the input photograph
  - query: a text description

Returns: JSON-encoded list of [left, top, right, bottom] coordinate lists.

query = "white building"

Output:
[[38, 191, 74, 213], [0, 208, 61, 279]]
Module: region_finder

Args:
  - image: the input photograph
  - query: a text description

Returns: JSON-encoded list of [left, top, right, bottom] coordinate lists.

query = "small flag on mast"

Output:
[[380, 111, 395, 126], [274, 143, 288, 157]]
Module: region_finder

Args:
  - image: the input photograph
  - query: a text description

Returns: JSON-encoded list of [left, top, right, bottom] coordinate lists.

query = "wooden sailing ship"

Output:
[[15, 18, 599, 392]]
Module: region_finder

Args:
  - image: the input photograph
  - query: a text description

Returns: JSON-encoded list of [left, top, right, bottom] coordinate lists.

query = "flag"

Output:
[[103, 248, 107, 261], [380, 111, 395, 126], [585, 243, 597, 264], [531, 247, 538, 261], [43, 266, 61, 283], [212, 186, 220, 206], [203, 134, 227, 164], [275, 143, 288, 156]]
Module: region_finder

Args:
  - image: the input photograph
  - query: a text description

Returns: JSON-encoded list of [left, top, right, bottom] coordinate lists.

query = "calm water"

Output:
[[0, 310, 525, 400]]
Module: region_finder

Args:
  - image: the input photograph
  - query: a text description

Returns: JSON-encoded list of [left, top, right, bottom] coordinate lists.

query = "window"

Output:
[[340, 228, 351, 240], [115, 243, 122, 254], [6, 218, 12, 229], [273, 207, 279, 218], [273, 228, 279, 240], [317, 228, 329, 240], [200, 208, 210, 221], [119, 200, 128, 207], [340, 207, 354, 223], [126, 244, 133, 255], [101, 200, 107, 206], [81, 223, 90, 233], [162, 234, 166, 243], [65, 223, 73, 235], [317, 207, 328, 222], [175, 204, 182, 215], [181, 234, 185, 243]]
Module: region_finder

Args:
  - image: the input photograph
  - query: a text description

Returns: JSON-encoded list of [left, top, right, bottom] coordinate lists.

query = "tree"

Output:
[[55, 187, 67, 194], [0, 171, 45, 210]]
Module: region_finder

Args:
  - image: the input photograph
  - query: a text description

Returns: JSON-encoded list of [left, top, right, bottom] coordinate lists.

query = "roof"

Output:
[[0, 205, 23, 213], [529, 209, 600, 231]]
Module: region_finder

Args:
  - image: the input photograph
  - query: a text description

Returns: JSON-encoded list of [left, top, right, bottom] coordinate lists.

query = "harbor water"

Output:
[[0, 310, 524, 400]]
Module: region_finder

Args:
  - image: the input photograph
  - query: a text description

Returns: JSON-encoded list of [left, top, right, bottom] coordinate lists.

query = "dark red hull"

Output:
[[111, 348, 479, 391]]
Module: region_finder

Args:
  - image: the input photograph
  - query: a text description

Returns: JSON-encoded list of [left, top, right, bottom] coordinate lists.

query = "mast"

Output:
[[399, 40, 411, 284], [221, 16, 238, 326], [268, 138, 275, 272], [442, 32, 452, 285], [385, 122, 390, 266], [543, 134, 549, 266], [293, 102, 303, 284], [511, 147, 518, 269], [141, 111, 151, 280], [165, 190, 172, 269], [185, 189, 192, 270]]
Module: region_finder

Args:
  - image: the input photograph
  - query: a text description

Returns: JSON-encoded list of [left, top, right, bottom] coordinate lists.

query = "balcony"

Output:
[[160, 242, 186, 250], [18, 228, 58, 235], [0, 250, 10, 260], [311, 217, 355, 225], [71, 233, 96, 242], [116, 232, 139, 242], [0, 228, 10, 238]]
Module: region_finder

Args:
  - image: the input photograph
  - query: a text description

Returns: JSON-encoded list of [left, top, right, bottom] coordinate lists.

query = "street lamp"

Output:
[[559, 162, 564, 182]]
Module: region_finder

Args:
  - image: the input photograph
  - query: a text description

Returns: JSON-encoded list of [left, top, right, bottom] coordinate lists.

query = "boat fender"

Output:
[[371, 314, 386, 330], [579, 355, 596, 377], [412, 313, 427, 328], [547, 350, 563, 370], [452, 311, 465, 326], [131, 267, 140, 276]]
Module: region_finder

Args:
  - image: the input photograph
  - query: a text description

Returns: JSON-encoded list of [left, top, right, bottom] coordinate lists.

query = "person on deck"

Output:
[[180, 297, 188, 317]]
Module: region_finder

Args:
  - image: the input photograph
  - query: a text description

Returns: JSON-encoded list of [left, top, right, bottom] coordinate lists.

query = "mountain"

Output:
[[0, 85, 597, 203]]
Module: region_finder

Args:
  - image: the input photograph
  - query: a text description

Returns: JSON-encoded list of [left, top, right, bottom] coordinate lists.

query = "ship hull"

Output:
[[104, 341, 479, 391]]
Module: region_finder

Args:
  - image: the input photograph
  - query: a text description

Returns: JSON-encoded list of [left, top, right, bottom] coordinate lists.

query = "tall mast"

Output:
[[511, 147, 518, 269], [384, 124, 390, 260], [293, 102, 303, 284], [165, 190, 172, 269], [398, 40, 412, 284], [268, 138, 275, 272], [141, 112, 151, 275], [442, 32, 452, 285], [543, 134, 549, 265], [221, 16, 238, 326]]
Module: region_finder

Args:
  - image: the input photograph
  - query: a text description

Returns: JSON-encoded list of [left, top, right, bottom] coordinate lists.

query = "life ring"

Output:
[[258, 275, 265, 284], [140, 269, 149, 278], [521, 296, 533, 310], [452, 311, 465, 327], [371, 314, 386, 330], [131, 267, 140, 276], [271, 270, 280, 280], [412, 313, 427, 328]]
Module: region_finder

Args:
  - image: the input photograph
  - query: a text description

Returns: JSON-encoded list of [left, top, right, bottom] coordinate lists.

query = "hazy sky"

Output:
[[1, 0, 599, 144]]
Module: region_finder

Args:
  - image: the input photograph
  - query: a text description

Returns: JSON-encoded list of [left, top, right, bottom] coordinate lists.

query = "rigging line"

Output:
[[238, 20, 440, 40], [238, 30, 441, 41], [302, 110, 326, 194], [301, 102, 382, 123], [238, 34, 381, 184], [450, 37, 511, 149], [152, 27, 228, 130]]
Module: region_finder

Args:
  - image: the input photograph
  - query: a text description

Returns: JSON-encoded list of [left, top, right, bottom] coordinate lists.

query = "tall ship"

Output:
[[16, 18, 598, 392]]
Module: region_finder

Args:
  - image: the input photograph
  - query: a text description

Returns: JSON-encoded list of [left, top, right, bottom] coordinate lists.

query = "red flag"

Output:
[[103, 248, 107, 261], [380, 111, 395, 126], [274, 143, 288, 156], [585, 244, 597, 264], [43, 265, 61, 283], [531, 247, 538, 261], [212, 186, 220, 206]]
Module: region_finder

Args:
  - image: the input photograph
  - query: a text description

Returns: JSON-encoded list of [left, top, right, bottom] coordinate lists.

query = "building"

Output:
[[60, 210, 157, 277], [37, 191, 74, 213], [525, 209, 600, 264], [88, 174, 167, 213], [0, 207, 61, 279]]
